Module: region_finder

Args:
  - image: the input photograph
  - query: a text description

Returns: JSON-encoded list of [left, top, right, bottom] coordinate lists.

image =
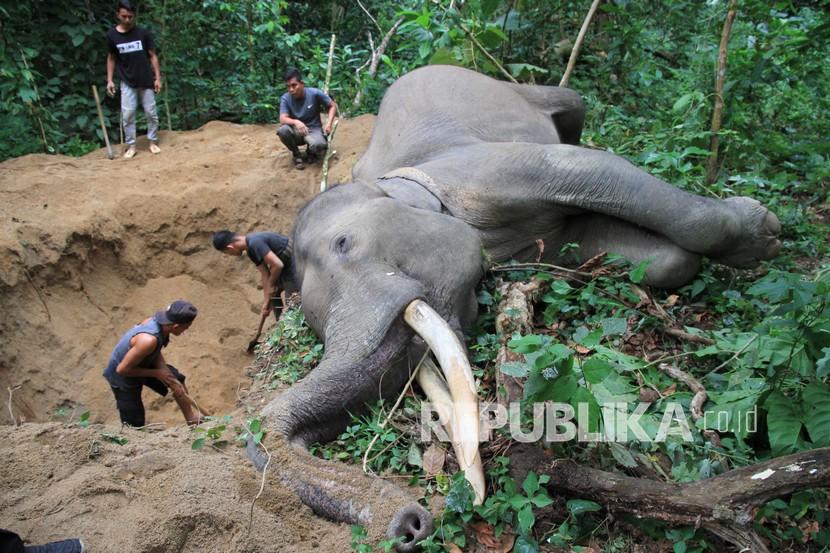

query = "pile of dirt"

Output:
[[0, 117, 373, 426], [0, 422, 351, 551], [0, 117, 373, 550]]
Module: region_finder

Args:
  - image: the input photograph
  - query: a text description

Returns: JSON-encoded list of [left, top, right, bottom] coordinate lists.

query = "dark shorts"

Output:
[[109, 365, 185, 427]]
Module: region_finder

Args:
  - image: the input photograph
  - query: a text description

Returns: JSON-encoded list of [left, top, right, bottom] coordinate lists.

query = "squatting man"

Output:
[[103, 300, 202, 426], [277, 68, 337, 170]]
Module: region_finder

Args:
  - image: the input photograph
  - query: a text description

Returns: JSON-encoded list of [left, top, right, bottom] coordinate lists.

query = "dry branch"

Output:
[[657, 362, 706, 420], [460, 24, 517, 84], [662, 326, 715, 346], [706, 0, 738, 184], [323, 34, 336, 95], [559, 0, 603, 87], [543, 447, 830, 553], [352, 18, 404, 109]]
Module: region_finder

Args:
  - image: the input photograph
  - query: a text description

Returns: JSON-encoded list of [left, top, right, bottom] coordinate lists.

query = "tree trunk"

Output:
[[541, 447, 830, 552]]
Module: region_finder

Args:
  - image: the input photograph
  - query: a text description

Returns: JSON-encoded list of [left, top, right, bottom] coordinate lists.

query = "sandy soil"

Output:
[[0, 117, 374, 550], [0, 117, 372, 426]]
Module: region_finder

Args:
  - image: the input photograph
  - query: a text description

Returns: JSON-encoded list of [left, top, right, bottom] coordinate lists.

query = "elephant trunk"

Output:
[[250, 319, 433, 551]]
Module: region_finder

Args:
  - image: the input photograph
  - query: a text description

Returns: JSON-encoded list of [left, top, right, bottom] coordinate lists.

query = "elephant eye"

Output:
[[333, 234, 352, 255]]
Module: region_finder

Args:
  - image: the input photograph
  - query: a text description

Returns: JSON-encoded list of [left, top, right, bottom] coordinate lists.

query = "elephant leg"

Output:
[[557, 213, 702, 288], [505, 83, 585, 145], [419, 142, 781, 269]]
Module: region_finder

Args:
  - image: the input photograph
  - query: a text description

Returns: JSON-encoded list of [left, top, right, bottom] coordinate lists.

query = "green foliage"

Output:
[[350, 525, 403, 553], [101, 432, 128, 445], [191, 414, 232, 450], [310, 399, 422, 476], [77, 410, 91, 428], [256, 306, 323, 386]]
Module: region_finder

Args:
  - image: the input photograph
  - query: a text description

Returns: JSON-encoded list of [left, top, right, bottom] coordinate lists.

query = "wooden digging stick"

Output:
[[91, 85, 114, 159]]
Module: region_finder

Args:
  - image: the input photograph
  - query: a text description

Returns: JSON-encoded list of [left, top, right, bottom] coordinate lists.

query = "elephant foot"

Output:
[[711, 197, 781, 268]]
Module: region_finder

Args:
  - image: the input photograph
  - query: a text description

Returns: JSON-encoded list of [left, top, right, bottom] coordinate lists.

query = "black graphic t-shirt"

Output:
[[106, 26, 156, 89]]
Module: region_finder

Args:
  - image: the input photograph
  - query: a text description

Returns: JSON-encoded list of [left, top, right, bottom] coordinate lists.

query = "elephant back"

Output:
[[353, 66, 564, 182]]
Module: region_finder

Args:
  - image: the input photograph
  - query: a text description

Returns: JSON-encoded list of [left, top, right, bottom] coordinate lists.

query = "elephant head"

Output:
[[251, 182, 488, 549]]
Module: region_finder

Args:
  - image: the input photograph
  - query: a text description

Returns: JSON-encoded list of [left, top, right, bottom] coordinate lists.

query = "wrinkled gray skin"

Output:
[[250, 66, 781, 550]]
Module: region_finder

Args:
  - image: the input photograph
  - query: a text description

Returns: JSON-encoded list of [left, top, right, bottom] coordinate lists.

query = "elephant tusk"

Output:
[[403, 300, 481, 484], [417, 356, 485, 505]]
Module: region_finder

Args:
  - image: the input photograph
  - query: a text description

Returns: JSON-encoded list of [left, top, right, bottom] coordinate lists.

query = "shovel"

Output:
[[246, 312, 268, 354], [91, 85, 114, 160]]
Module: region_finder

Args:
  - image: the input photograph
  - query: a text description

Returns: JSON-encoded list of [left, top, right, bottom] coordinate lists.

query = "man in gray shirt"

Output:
[[277, 68, 337, 170]]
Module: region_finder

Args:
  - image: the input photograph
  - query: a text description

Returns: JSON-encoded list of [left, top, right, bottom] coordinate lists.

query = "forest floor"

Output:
[[0, 117, 374, 551]]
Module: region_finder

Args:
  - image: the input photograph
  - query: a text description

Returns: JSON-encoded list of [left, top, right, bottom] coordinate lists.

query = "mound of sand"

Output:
[[0, 118, 373, 549], [0, 422, 351, 551], [0, 117, 373, 426]]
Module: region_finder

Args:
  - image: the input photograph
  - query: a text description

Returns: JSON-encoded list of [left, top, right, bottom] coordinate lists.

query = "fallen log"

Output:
[[542, 447, 830, 552]]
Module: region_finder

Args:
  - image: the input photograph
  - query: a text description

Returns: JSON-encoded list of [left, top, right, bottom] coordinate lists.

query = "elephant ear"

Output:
[[376, 167, 443, 212]]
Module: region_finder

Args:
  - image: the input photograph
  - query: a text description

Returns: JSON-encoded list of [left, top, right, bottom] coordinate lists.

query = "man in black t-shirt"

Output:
[[105, 0, 162, 159], [212, 230, 292, 320]]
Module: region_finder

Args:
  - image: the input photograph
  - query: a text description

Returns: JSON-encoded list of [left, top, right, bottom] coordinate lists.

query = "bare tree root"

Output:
[[542, 447, 830, 553], [23, 267, 51, 322], [7, 385, 22, 426]]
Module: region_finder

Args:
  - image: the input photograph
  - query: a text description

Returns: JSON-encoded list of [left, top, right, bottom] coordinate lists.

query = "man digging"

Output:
[[103, 300, 202, 427], [212, 230, 292, 323]]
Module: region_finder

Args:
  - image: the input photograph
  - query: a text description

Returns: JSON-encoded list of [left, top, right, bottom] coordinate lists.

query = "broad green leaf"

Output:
[[582, 357, 613, 384], [524, 362, 577, 401], [566, 499, 601, 515], [574, 327, 603, 348], [531, 494, 553, 507], [609, 442, 638, 468], [672, 93, 693, 113], [481, 0, 501, 18], [446, 474, 474, 513], [572, 387, 600, 433], [600, 317, 628, 337], [765, 391, 803, 456], [407, 443, 422, 467], [192, 437, 205, 450], [71, 35, 85, 47], [509, 334, 545, 353], [534, 343, 573, 369], [506, 63, 548, 78], [629, 259, 651, 283], [501, 361, 530, 378], [513, 535, 539, 553], [802, 383, 830, 447], [522, 471, 539, 495], [517, 504, 535, 534]]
